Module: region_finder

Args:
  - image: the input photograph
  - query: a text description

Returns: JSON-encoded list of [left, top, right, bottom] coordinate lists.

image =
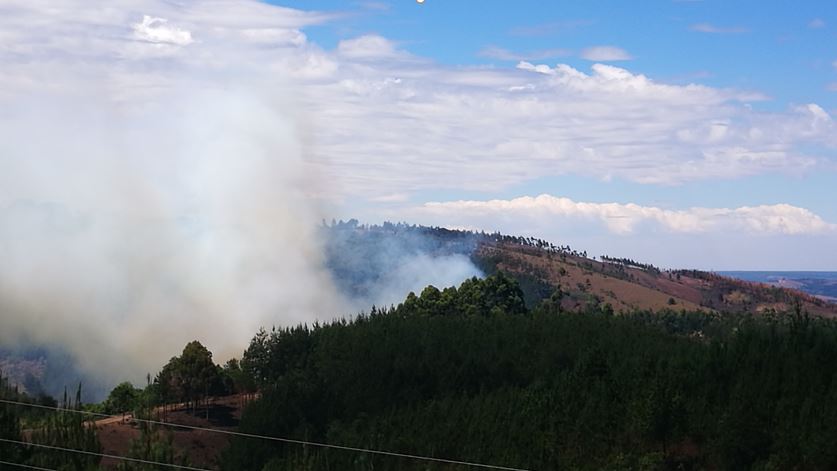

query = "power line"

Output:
[[0, 438, 212, 471], [0, 398, 531, 471], [0, 460, 58, 471]]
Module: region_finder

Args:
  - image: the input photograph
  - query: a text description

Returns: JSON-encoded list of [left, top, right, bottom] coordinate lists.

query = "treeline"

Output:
[[323, 220, 587, 258], [98, 341, 256, 420], [0, 375, 100, 470], [322, 221, 591, 308], [218, 274, 837, 470], [0, 340, 254, 470], [601, 255, 662, 275]]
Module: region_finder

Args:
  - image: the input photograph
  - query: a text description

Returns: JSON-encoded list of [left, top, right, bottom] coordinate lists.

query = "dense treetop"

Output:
[[220, 275, 837, 470]]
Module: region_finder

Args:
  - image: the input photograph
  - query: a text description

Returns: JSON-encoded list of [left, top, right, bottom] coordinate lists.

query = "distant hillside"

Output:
[[476, 241, 837, 317], [720, 271, 837, 304]]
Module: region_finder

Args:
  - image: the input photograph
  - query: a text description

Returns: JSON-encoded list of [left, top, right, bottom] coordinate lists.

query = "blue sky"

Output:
[[2, 0, 836, 270], [270, 0, 837, 268], [287, 0, 837, 109]]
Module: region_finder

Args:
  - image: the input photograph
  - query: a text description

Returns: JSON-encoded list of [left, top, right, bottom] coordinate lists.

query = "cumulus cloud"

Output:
[[133, 15, 194, 45], [690, 23, 750, 34], [417, 195, 837, 236], [580, 46, 633, 61], [304, 58, 828, 197]]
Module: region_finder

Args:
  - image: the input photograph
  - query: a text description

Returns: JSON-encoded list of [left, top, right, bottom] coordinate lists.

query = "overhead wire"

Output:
[[0, 438, 211, 471], [0, 460, 58, 471], [0, 398, 531, 471]]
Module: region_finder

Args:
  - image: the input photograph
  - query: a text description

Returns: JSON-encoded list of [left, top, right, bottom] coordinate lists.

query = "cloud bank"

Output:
[[2, 1, 835, 205], [418, 194, 837, 236]]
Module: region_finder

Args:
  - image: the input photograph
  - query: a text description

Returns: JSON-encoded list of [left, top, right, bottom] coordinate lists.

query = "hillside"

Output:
[[476, 240, 837, 317], [4, 224, 834, 402], [3, 223, 836, 471], [323, 222, 837, 318]]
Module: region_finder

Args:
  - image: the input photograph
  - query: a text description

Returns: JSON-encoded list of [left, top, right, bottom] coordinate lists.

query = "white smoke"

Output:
[[0, 2, 346, 387], [372, 253, 482, 307], [0, 1, 488, 395], [0, 83, 348, 384]]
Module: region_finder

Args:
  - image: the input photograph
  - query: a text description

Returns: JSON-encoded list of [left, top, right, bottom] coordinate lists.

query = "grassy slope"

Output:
[[477, 242, 837, 317]]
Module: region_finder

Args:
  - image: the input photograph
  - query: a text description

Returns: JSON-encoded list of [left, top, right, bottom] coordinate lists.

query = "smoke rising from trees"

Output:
[[0, 82, 347, 390], [0, 1, 486, 397]]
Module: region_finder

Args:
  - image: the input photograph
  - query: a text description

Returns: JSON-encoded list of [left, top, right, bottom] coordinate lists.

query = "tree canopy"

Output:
[[222, 274, 837, 470]]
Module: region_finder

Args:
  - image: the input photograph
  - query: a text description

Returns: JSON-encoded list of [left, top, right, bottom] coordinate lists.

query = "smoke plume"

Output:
[[0, 1, 485, 398], [0, 1, 349, 393], [0, 83, 348, 389]]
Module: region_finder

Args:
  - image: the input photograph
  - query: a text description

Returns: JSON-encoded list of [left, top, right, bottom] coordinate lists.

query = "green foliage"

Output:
[[398, 273, 526, 318], [105, 381, 142, 414], [222, 358, 257, 396], [115, 427, 186, 471], [155, 341, 226, 410], [222, 275, 837, 471], [27, 385, 101, 471], [116, 392, 189, 471], [0, 371, 27, 465]]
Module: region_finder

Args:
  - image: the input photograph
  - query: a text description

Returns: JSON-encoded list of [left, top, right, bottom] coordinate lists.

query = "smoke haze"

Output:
[[0, 83, 347, 389], [0, 1, 344, 392], [0, 1, 485, 398], [323, 222, 483, 310]]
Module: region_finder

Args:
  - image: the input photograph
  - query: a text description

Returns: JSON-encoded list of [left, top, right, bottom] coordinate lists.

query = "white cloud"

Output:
[[1, 1, 835, 207], [690, 23, 749, 34], [418, 195, 837, 236], [133, 15, 194, 45], [580, 45, 633, 61], [369, 193, 410, 203], [809, 18, 826, 29], [337, 35, 403, 59], [479, 46, 571, 61]]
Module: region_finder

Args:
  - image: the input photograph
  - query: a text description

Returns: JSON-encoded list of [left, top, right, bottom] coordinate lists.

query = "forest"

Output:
[[4, 273, 837, 470]]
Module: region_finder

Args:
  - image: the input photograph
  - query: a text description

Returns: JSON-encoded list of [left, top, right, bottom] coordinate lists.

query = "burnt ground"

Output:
[[97, 394, 253, 470]]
